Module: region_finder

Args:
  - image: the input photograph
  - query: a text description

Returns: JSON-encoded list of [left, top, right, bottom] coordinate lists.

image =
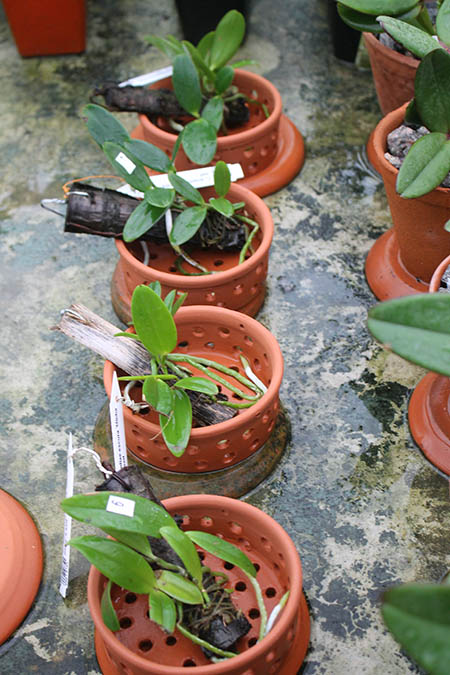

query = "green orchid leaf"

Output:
[[338, 0, 418, 15], [337, 4, 383, 32], [182, 118, 217, 165], [367, 294, 450, 376], [101, 579, 120, 631], [159, 526, 202, 583], [214, 160, 231, 197], [103, 142, 151, 193], [231, 59, 259, 68], [171, 131, 184, 164], [182, 41, 215, 80], [149, 589, 177, 633], [415, 3, 434, 34], [143, 377, 173, 415], [197, 31, 215, 61], [163, 289, 177, 314], [161, 388, 192, 457], [404, 98, 422, 126], [61, 491, 176, 536], [102, 528, 152, 557], [437, 0, 450, 46], [377, 16, 441, 58], [168, 173, 204, 205], [396, 133, 450, 198], [209, 197, 234, 217], [155, 570, 203, 604], [201, 96, 224, 132], [83, 104, 130, 147], [174, 377, 218, 396], [414, 49, 450, 133], [145, 187, 175, 208], [214, 66, 234, 94], [169, 206, 208, 246], [145, 34, 184, 60], [131, 285, 177, 357], [114, 331, 142, 340], [172, 291, 188, 315], [124, 139, 173, 173], [186, 531, 257, 578], [172, 52, 202, 116], [69, 535, 156, 593], [209, 10, 245, 70], [148, 280, 162, 296], [123, 199, 165, 242], [382, 584, 450, 675]]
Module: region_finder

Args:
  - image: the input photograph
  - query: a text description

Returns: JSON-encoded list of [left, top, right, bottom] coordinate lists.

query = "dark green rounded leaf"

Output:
[[201, 96, 224, 131], [415, 50, 450, 133], [101, 580, 120, 631], [437, 0, 450, 46], [377, 16, 441, 58], [182, 41, 214, 80], [197, 31, 215, 59], [143, 377, 173, 415], [170, 206, 207, 246], [124, 139, 173, 173], [210, 10, 245, 70], [172, 53, 202, 115], [214, 160, 231, 196], [132, 285, 177, 357], [83, 104, 130, 147], [103, 142, 151, 193], [337, 4, 383, 32], [186, 531, 257, 578], [145, 187, 175, 208], [337, 0, 418, 15], [209, 197, 234, 217], [174, 376, 219, 396], [168, 173, 204, 204], [182, 118, 218, 165], [155, 570, 203, 604], [396, 133, 450, 198], [214, 66, 234, 94], [123, 199, 166, 242], [161, 388, 192, 457]]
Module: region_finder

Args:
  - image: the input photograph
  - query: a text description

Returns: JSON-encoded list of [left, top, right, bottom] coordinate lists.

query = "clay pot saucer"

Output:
[[0, 489, 43, 645]]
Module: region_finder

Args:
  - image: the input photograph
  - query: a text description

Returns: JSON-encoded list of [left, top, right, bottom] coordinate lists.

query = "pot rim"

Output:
[[138, 69, 283, 149], [88, 494, 302, 675], [363, 31, 419, 68], [429, 254, 450, 292], [115, 182, 273, 288], [103, 304, 284, 438]]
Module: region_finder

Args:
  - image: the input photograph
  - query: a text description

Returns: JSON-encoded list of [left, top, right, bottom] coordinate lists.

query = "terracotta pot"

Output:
[[363, 32, 418, 115], [365, 104, 450, 300], [88, 494, 310, 674], [0, 490, 43, 645], [132, 69, 305, 198], [104, 305, 283, 473], [408, 254, 450, 475], [2, 0, 86, 57], [111, 183, 273, 325]]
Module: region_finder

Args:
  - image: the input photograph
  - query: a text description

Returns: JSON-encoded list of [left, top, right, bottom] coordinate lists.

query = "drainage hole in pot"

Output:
[[198, 551, 205, 561], [262, 413, 270, 424], [253, 358, 261, 371], [195, 460, 208, 470], [183, 659, 197, 667], [256, 263, 264, 276], [149, 252, 157, 260], [238, 537, 252, 551], [169, 266, 177, 272], [178, 340, 189, 348], [224, 562, 235, 570], [214, 260, 224, 267], [233, 345, 243, 354], [249, 608, 260, 620], [228, 521, 243, 535], [250, 284, 258, 295], [249, 162, 258, 174], [250, 439, 260, 452], [166, 636, 177, 646], [218, 327, 230, 337], [242, 428, 254, 440], [233, 283, 244, 295], [265, 587, 276, 598], [260, 146, 269, 157], [205, 292, 215, 302], [244, 335, 253, 346], [187, 445, 200, 456], [216, 439, 230, 449], [233, 394, 243, 401], [248, 637, 258, 648], [201, 516, 213, 527], [192, 327, 205, 337], [139, 640, 153, 652], [267, 421, 275, 433], [164, 455, 178, 467], [119, 617, 132, 629], [125, 592, 137, 603], [223, 452, 236, 464], [235, 581, 247, 592], [204, 341, 214, 349]]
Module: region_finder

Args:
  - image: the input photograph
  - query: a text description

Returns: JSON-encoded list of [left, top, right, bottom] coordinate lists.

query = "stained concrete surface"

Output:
[[0, 0, 449, 673]]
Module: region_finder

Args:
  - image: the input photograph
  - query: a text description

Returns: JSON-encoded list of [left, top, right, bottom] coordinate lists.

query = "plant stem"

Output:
[[169, 354, 264, 396], [246, 574, 267, 641], [238, 222, 259, 264], [176, 623, 237, 659]]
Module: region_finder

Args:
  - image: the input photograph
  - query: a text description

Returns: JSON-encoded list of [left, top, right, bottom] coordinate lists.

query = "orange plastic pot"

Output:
[[365, 104, 450, 300], [133, 69, 305, 197], [111, 183, 273, 325], [363, 33, 418, 115], [104, 305, 283, 473], [408, 254, 450, 475], [2, 0, 86, 57], [88, 494, 310, 674]]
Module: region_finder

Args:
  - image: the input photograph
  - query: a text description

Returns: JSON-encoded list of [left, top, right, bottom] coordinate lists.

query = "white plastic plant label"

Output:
[[119, 66, 173, 88], [115, 152, 136, 175], [109, 371, 128, 471], [165, 208, 173, 238], [106, 494, 136, 518], [59, 433, 74, 598]]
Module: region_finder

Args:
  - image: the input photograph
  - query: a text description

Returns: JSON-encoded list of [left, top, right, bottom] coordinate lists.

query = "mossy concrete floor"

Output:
[[0, 0, 449, 673]]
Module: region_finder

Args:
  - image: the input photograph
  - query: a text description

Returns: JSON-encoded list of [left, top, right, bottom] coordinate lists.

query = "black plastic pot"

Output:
[[174, 0, 249, 45], [327, 0, 360, 63]]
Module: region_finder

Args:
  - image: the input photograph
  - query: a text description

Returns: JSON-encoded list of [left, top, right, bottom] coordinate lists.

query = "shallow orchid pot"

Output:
[[98, 306, 287, 498], [111, 183, 273, 325], [408, 254, 450, 476], [132, 69, 305, 198], [88, 494, 310, 674], [365, 104, 450, 301]]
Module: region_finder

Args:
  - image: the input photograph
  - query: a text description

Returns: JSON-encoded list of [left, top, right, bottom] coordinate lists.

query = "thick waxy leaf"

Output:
[[377, 16, 441, 58], [214, 160, 231, 197], [170, 206, 208, 246], [168, 173, 204, 204], [197, 31, 215, 60], [61, 491, 176, 536], [123, 199, 165, 242], [102, 528, 152, 557], [182, 41, 215, 80], [101, 580, 120, 631], [214, 66, 234, 94], [103, 142, 151, 193], [209, 197, 234, 217], [209, 10, 245, 70], [145, 34, 184, 59], [143, 377, 173, 415], [367, 294, 450, 376], [182, 118, 217, 165], [124, 139, 172, 173], [338, 0, 418, 15], [161, 388, 192, 456], [159, 526, 202, 583], [382, 584, 450, 675], [437, 0, 450, 46], [404, 98, 421, 126], [186, 531, 257, 578], [337, 4, 383, 32], [148, 280, 162, 296], [201, 96, 224, 131], [396, 133, 450, 198], [174, 377, 219, 396], [83, 104, 130, 147], [149, 589, 177, 633], [163, 289, 177, 314], [415, 50, 450, 133], [131, 285, 177, 357], [155, 570, 203, 604], [69, 536, 156, 593], [172, 53, 202, 115], [172, 291, 188, 315], [145, 187, 175, 208]]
